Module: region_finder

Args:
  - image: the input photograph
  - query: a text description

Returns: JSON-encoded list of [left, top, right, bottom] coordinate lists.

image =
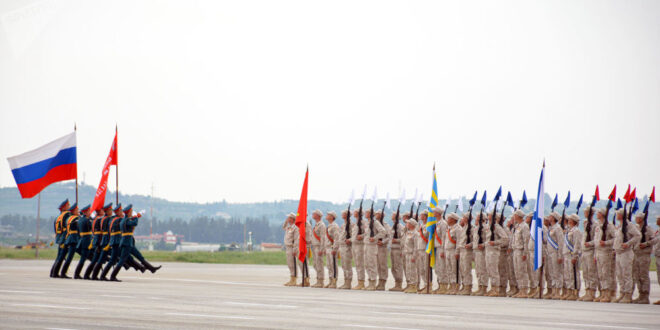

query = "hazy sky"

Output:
[[1, 0, 658, 204]]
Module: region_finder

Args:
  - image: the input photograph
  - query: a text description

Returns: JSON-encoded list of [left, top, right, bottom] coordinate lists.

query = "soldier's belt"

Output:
[[121, 233, 134, 236], [101, 231, 108, 234], [80, 232, 92, 236], [68, 230, 79, 234], [110, 232, 121, 236]]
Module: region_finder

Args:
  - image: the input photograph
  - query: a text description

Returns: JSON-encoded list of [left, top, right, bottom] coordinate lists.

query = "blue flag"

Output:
[[563, 191, 571, 208], [616, 198, 623, 210], [506, 192, 514, 208], [469, 191, 477, 206], [494, 186, 502, 201], [551, 193, 558, 211], [531, 163, 545, 271], [521, 191, 528, 208], [480, 191, 487, 207], [576, 194, 583, 213]]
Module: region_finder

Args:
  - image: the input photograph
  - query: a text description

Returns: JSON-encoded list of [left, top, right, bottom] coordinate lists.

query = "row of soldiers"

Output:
[[49, 199, 161, 281], [283, 206, 660, 304]]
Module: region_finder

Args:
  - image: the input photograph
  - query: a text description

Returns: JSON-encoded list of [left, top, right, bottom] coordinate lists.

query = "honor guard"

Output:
[[73, 205, 93, 279], [633, 212, 658, 304], [59, 203, 80, 278], [612, 209, 641, 303], [403, 218, 418, 293], [324, 211, 340, 289], [562, 214, 582, 301], [310, 210, 326, 288], [283, 213, 299, 286], [374, 210, 390, 291], [338, 210, 354, 289], [388, 211, 405, 292], [50, 199, 71, 278]]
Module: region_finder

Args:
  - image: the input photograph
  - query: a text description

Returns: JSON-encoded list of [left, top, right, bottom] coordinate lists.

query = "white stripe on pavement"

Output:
[[0, 289, 45, 294], [165, 312, 254, 320], [224, 301, 297, 309], [10, 303, 90, 310], [343, 324, 422, 330]]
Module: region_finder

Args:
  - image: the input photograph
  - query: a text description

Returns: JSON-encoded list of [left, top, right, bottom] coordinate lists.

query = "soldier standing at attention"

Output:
[[50, 199, 70, 278], [310, 210, 326, 288], [473, 212, 488, 296], [403, 219, 418, 293], [524, 212, 540, 298], [375, 210, 390, 291], [59, 203, 80, 278], [562, 214, 582, 301], [499, 215, 514, 297], [388, 211, 406, 292], [633, 213, 658, 304], [594, 208, 616, 302], [432, 207, 448, 294], [324, 211, 339, 289], [283, 213, 299, 286], [457, 213, 474, 295], [547, 212, 565, 299], [74, 205, 93, 279], [416, 212, 430, 293], [485, 212, 508, 297], [100, 204, 124, 281], [653, 216, 660, 305], [611, 209, 641, 303], [364, 209, 386, 291], [579, 206, 598, 301], [338, 210, 354, 289], [351, 209, 367, 290], [444, 213, 460, 295], [511, 210, 530, 298]]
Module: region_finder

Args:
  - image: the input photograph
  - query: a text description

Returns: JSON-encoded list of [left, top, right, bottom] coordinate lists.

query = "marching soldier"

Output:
[[511, 210, 530, 298], [283, 213, 299, 286], [444, 213, 460, 295], [50, 199, 70, 278], [457, 213, 474, 295], [351, 209, 367, 290], [364, 209, 386, 291], [633, 212, 658, 304], [73, 205, 93, 279], [579, 205, 598, 301], [524, 212, 540, 298], [338, 210, 354, 289], [593, 208, 616, 302], [484, 212, 508, 297], [432, 207, 448, 294], [91, 203, 117, 280], [84, 204, 108, 279], [403, 218, 418, 293], [100, 204, 124, 281], [388, 211, 406, 291], [375, 210, 390, 291], [546, 212, 564, 299], [473, 212, 488, 296], [59, 203, 80, 278], [310, 210, 326, 288], [324, 211, 339, 289], [416, 212, 430, 293], [109, 204, 142, 281], [612, 209, 641, 303], [562, 214, 582, 301]]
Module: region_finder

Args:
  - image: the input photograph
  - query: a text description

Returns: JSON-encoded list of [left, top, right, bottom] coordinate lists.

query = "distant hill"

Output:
[[0, 182, 657, 225]]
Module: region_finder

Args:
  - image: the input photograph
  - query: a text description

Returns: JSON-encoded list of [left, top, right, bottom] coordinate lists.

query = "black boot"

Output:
[[60, 260, 72, 279], [74, 261, 85, 279], [100, 264, 112, 281], [91, 262, 103, 280], [142, 260, 162, 273], [51, 259, 63, 278], [83, 262, 95, 280], [109, 266, 122, 282], [127, 259, 145, 273]]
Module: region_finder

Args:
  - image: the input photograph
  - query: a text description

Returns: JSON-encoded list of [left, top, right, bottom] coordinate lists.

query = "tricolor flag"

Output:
[[294, 167, 309, 262], [530, 161, 545, 270], [425, 166, 439, 267], [7, 132, 77, 198]]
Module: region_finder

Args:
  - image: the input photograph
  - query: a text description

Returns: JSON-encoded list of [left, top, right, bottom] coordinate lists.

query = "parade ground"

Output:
[[0, 260, 658, 329]]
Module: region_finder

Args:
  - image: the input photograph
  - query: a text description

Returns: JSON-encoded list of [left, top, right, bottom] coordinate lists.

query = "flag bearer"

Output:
[[91, 203, 116, 280], [511, 210, 530, 298], [444, 213, 460, 294], [100, 204, 124, 281], [432, 207, 448, 294], [59, 203, 80, 278], [283, 213, 299, 286], [310, 209, 326, 288], [324, 211, 340, 289], [416, 212, 430, 293], [525, 212, 540, 298], [50, 199, 71, 278]]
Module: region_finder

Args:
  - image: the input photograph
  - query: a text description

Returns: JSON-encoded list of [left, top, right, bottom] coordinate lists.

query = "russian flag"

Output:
[[6, 132, 77, 199]]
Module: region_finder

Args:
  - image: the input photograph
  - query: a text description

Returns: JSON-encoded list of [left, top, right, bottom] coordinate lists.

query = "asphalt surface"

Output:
[[0, 259, 658, 329]]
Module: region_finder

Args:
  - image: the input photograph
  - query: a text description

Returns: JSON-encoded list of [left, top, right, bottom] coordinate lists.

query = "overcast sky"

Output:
[[1, 0, 658, 204]]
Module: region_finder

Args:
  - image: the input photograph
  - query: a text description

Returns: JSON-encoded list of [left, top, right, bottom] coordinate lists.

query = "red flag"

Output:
[[91, 130, 118, 211], [629, 187, 636, 202], [595, 185, 600, 201], [294, 167, 309, 262], [651, 186, 656, 203], [623, 184, 631, 203], [608, 185, 616, 202]]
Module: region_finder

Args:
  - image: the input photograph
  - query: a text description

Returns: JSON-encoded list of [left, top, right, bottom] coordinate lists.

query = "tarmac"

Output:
[[0, 259, 658, 329]]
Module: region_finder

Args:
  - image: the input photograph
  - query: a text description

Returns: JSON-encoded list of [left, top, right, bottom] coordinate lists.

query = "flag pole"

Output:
[[115, 125, 119, 205], [74, 123, 78, 204], [35, 193, 41, 258]]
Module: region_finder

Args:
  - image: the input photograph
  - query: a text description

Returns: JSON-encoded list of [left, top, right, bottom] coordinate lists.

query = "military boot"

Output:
[[599, 290, 612, 303], [634, 292, 649, 304], [652, 299, 660, 305], [73, 260, 85, 279], [542, 288, 553, 299], [353, 280, 365, 290], [582, 289, 595, 302], [339, 279, 352, 289], [507, 286, 519, 297], [91, 262, 103, 281], [365, 280, 377, 291], [284, 276, 296, 286], [560, 289, 570, 300], [389, 281, 403, 292], [312, 279, 324, 288], [612, 291, 623, 303], [83, 262, 96, 280], [300, 277, 310, 287], [450, 283, 460, 295], [323, 279, 332, 288], [109, 265, 122, 282], [472, 285, 485, 296], [461, 285, 472, 296], [404, 283, 418, 293], [376, 279, 386, 291], [527, 287, 538, 298], [141, 260, 161, 273], [619, 292, 632, 304]]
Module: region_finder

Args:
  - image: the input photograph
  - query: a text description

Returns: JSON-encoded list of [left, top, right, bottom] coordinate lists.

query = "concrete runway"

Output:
[[0, 259, 658, 329]]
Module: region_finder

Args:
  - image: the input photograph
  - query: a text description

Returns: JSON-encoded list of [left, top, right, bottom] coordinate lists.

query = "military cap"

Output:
[[114, 203, 123, 212], [514, 209, 526, 218], [58, 199, 69, 209], [406, 219, 418, 226], [447, 213, 460, 221], [312, 209, 323, 217], [568, 214, 580, 223], [287, 212, 296, 219], [550, 211, 561, 221], [596, 208, 607, 215], [341, 210, 348, 216], [374, 210, 383, 215], [402, 212, 411, 217], [122, 204, 133, 212], [635, 212, 646, 219], [527, 212, 534, 218], [432, 207, 444, 214], [615, 209, 625, 216], [68, 203, 78, 211], [327, 211, 337, 219], [103, 202, 113, 210], [81, 204, 91, 212]]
